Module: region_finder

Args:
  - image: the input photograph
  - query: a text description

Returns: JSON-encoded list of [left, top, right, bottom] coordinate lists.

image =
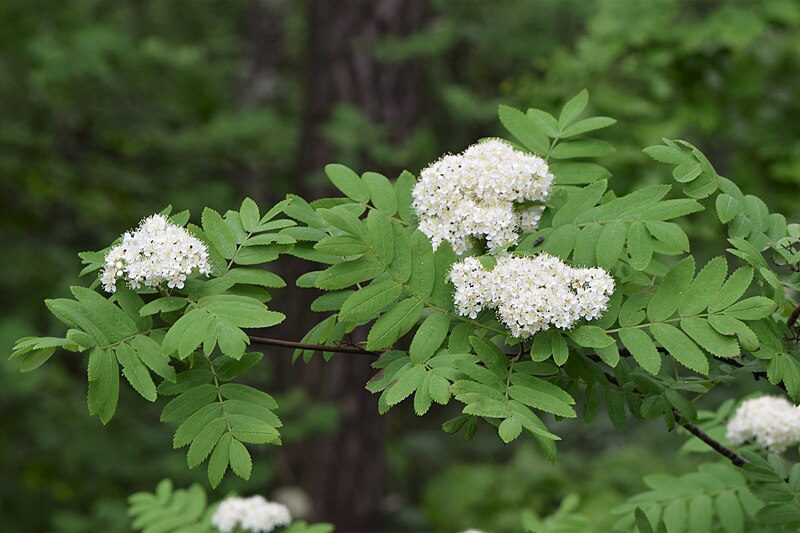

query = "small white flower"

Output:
[[412, 140, 554, 254], [726, 395, 800, 453], [212, 496, 292, 533], [99, 214, 211, 293], [450, 254, 614, 337]]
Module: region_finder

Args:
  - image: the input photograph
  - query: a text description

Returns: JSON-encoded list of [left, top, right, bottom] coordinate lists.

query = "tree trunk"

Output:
[[274, 1, 426, 531]]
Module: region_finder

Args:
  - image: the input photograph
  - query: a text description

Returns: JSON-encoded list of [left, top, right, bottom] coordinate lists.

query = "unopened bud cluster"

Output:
[[412, 140, 553, 254], [450, 254, 614, 337], [100, 214, 211, 293], [726, 395, 800, 453], [211, 496, 292, 533]]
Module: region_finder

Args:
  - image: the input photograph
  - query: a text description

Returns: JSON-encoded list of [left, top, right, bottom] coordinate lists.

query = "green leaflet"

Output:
[[716, 193, 740, 223], [239, 197, 260, 232], [409, 313, 450, 364], [87, 348, 120, 424], [596, 220, 628, 269], [208, 432, 232, 487], [315, 258, 384, 290], [550, 161, 611, 185], [722, 297, 776, 321], [648, 256, 694, 322], [202, 207, 237, 259], [618, 328, 662, 375], [680, 317, 740, 358], [645, 220, 689, 254], [128, 480, 208, 532], [339, 281, 403, 323], [559, 89, 588, 127], [139, 296, 187, 316], [228, 437, 252, 479], [550, 138, 615, 159], [395, 170, 417, 224], [572, 223, 602, 266], [679, 257, 727, 316], [317, 205, 366, 238], [498, 104, 549, 155], [314, 235, 369, 257], [325, 163, 369, 202], [707, 314, 759, 352], [366, 209, 394, 264], [507, 376, 576, 418], [311, 290, 355, 313], [223, 267, 286, 288], [708, 266, 753, 312], [116, 342, 157, 401], [367, 298, 424, 350], [627, 221, 653, 271], [568, 325, 614, 349], [560, 116, 616, 138], [470, 336, 509, 375], [363, 171, 397, 215], [650, 323, 709, 375], [385, 364, 427, 406], [408, 231, 435, 297]]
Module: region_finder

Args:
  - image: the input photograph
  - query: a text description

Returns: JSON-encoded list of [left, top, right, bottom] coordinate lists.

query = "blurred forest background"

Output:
[[3, 0, 800, 531]]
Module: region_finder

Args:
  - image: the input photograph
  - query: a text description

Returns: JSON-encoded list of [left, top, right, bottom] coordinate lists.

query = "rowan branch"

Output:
[[674, 412, 748, 467], [248, 335, 379, 357], [594, 360, 749, 467]]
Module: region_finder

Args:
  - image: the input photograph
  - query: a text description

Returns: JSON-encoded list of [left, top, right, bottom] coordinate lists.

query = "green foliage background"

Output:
[[2, 0, 799, 531]]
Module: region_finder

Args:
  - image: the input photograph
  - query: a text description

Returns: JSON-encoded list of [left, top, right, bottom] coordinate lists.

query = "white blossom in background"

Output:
[[211, 496, 292, 533], [450, 254, 615, 337], [726, 395, 800, 453], [412, 139, 554, 254], [99, 214, 211, 293], [459, 530, 486, 533]]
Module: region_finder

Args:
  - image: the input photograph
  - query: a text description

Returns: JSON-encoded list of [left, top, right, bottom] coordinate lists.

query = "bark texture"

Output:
[[263, 1, 426, 530]]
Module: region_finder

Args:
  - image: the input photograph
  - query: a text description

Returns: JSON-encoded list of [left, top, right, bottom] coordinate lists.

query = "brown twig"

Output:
[[595, 360, 749, 467], [788, 303, 800, 329], [248, 335, 379, 357], [674, 412, 748, 467]]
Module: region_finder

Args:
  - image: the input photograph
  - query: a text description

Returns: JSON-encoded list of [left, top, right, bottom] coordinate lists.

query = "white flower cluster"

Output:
[[100, 214, 211, 293], [726, 395, 800, 453], [450, 254, 615, 337], [211, 496, 292, 533], [412, 139, 554, 254]]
